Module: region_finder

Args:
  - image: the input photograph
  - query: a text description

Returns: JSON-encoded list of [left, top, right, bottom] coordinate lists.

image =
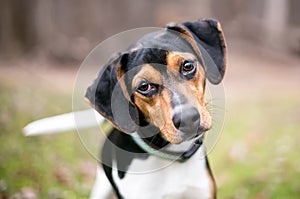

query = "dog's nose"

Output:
[[172, 107, 200, 134]]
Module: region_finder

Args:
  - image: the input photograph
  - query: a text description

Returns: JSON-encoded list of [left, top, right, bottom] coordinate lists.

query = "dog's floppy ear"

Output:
[[85, 53, 138, 133], [167, 18, 227, 84]]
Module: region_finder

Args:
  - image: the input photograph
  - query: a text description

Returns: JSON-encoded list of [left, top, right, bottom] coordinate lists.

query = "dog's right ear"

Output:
[[167, 19, 227, 84], [85, 53, 138, 133]]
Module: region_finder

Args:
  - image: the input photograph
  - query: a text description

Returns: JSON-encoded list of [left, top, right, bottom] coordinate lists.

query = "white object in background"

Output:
[[23, 109, 104, 136]]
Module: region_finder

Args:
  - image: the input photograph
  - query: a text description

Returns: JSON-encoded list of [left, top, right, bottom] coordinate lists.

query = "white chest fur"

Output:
[[112, 146, 212, 199]]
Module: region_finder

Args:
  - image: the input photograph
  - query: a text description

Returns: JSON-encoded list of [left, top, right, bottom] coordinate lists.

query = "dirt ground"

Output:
[[225, 39, 300, 100]]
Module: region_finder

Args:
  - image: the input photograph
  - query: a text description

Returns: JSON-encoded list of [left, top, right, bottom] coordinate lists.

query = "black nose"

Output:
[[172, 107, 200, 134]]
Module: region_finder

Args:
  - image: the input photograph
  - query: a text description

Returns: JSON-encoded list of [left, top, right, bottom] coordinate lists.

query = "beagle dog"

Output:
[[85, 18, 227, 199]]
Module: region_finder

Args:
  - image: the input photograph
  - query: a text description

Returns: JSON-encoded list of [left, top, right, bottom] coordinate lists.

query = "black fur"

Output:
[[119, 48, 168, 96], [85, 19, 226, 133], [85, 18, 227, 199], [167, 19, 226, 84]]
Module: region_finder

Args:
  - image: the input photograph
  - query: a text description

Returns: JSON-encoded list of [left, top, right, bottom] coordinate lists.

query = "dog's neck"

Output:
[[131, 131, 203, 162]]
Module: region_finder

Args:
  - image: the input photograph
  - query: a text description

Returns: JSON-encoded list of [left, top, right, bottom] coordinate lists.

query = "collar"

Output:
[[130, 132, 203, 162]]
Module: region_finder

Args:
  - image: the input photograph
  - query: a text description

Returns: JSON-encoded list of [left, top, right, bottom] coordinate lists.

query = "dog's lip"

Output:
[[193, 132, 203, 139], [163, 131, 204, 153], [191, 125, 209, 137], [179, 127, 206, 142], [191, 131, 204, 140]]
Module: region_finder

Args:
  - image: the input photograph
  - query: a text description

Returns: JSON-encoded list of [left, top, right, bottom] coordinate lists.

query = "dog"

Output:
[[85, 18, 227, 199]]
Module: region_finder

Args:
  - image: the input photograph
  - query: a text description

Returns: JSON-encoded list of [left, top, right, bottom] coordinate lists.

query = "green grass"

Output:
[[210, 95, 300, 198], [1, 75, 300, 198], [0, 82, 95, 198]]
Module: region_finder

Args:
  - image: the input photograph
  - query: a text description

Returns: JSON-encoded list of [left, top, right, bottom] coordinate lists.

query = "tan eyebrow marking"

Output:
[[132, 64, 162, 90], [166, 51, 196, 73]]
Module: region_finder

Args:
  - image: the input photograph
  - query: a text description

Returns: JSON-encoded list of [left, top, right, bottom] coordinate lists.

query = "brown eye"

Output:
[[181, 60, 196, 79], [136, 81, 158, 97], [182, 60, 195, 72], [138, 82, 151, 92]]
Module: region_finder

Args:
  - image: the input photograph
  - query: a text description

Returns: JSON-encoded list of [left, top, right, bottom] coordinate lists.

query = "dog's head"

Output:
[[85, 19, 226, 144]]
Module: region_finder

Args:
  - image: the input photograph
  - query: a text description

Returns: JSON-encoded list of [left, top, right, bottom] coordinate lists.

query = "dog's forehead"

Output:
[[128, 48, 168, 67], [120, 29, 202, 93], [130, 29, 195, 53], [130, 52, 199, 93], [123, 29, 198, 71]]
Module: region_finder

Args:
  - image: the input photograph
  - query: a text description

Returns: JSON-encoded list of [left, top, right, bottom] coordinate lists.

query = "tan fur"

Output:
[[206, 165, 216, 199], [128, 51, 212, 144], [132, 64, 162, 90], [117, 63, 131, 102], [167, 23, 205, 66], [216, 21, 227, 76], [166, 51, 212, 132]]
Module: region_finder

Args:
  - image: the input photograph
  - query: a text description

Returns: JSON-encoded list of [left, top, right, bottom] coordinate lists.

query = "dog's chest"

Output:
[[112, 147, 212, 199]]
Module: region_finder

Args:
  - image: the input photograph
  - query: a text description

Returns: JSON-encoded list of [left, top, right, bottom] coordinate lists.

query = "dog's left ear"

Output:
[[167, 18, 227, 84], [85, 53, 138, 133]]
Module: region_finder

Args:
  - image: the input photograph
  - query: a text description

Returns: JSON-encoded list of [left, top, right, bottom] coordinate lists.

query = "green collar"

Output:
[[130, 132, 203, 162]]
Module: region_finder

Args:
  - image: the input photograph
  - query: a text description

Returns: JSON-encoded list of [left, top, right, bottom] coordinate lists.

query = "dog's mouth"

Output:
[[157, 124, 209, 145], [166, 105, 212, 144], [179, 125, 208, 142], [161, 130, 205, 156], [192, 128, 206, 139], [136, 123, 208, 159]]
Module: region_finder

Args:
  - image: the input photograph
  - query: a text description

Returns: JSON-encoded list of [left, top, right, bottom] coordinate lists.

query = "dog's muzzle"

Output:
[[172, 106, 201, 138]]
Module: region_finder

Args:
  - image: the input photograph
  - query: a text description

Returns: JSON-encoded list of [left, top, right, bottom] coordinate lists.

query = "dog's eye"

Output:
[[138, 82, 150, 92], [182, 61, 194, 72], [136, 81, 157, 96], [181, 60, 196, 79]]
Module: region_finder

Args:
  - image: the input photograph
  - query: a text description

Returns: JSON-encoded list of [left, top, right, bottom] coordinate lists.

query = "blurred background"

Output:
[[0, 0, 300, 198]]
